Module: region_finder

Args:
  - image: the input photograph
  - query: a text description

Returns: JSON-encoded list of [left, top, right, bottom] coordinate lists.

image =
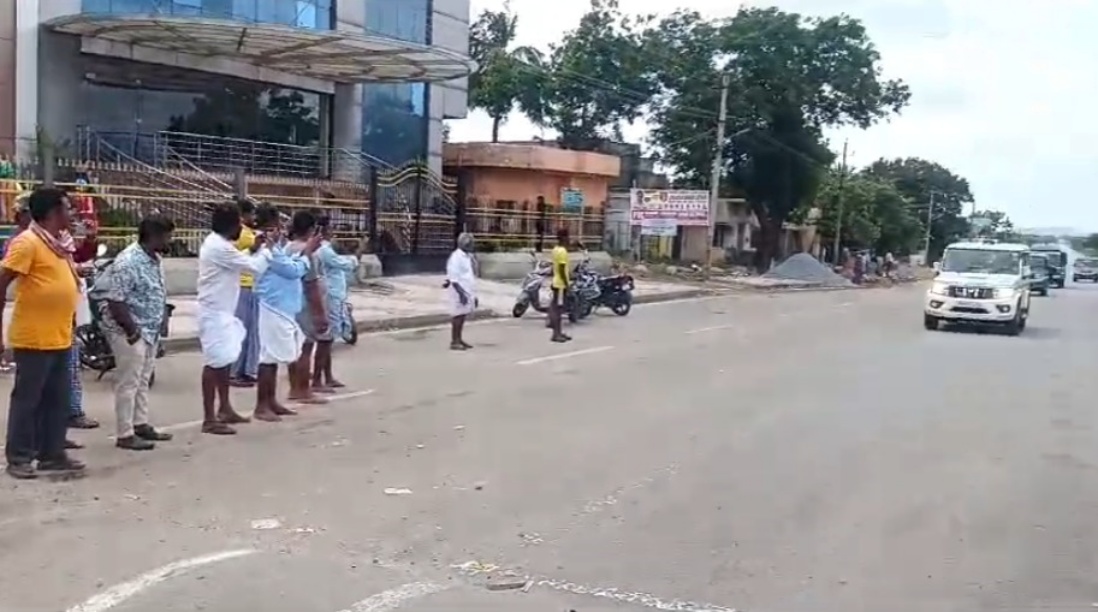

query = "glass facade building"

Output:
[[80, 0, 335, 30], [361, 0, 430, 166]]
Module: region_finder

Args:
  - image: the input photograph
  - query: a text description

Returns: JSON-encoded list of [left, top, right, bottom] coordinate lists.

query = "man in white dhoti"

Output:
[[196, 203, 269, 435], [445, 232, 477, 350], [251, 204, 319, 422]]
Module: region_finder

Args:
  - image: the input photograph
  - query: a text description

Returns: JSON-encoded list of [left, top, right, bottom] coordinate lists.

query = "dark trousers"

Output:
[[5, 348, 71, 465]]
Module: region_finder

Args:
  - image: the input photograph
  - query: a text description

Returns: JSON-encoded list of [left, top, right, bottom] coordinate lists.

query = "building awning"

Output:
[[45, 14, 476, 84]]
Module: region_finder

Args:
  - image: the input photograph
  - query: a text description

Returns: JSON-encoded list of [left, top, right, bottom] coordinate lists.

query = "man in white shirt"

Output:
[[445, 232, 477, 350], [197, 203, 268, 435]]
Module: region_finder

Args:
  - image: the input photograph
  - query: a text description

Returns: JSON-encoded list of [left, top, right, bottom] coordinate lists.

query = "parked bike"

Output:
[[78, 244, 175, 387], [567, 249, 602, 322], [590, 273, 635, 316], [512, 251, 553, 318]]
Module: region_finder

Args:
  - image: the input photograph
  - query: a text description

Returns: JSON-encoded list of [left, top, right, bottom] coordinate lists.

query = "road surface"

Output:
[[1, 282, 1097, 612]]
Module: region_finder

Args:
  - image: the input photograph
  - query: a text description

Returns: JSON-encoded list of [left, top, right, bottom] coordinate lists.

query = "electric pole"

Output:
[[704, 73, 730, 280], [923, 190, 936, 264], [831, 139, 848, 264]]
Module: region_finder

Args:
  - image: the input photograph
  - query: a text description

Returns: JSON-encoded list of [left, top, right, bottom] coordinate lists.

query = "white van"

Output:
[[924, 242, 1032, 335]]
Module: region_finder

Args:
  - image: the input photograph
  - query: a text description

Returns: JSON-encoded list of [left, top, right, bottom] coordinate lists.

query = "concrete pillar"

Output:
[[14, 0, 40, 158], [36, 30, 82, 151], [331, 83, 364, 181]]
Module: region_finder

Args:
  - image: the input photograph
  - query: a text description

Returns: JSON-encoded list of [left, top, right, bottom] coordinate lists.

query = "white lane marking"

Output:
[[533, 577, 736, 611], [139, 389, 377, 436], [515, 345, 615, 366], [684, 323, 735, 335], [64, 549, 256, 612], [338, 582, 449, 612]]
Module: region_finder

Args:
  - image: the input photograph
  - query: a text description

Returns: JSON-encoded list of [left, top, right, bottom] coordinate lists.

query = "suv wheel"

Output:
[[1005, 304, 1025, 336], [923, 314, 939, 331]]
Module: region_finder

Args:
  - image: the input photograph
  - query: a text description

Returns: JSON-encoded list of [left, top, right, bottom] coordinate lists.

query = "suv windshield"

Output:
[[1076, 259, 1098, 269], [941, 248, 1022, 275]]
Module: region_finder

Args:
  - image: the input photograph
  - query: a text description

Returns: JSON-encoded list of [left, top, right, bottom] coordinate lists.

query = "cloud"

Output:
[[450, 0, 1097, 230]]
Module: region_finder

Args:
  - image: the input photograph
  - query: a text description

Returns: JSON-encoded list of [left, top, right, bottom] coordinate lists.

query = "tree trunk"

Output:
[[491, 117, 501, 143], [752, 214, 781, 273]]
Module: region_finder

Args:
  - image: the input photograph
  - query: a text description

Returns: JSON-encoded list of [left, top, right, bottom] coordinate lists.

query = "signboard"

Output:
[[561, 188, 584, 213], [629, 189, 709, 226], [640, 218, 679, 237]]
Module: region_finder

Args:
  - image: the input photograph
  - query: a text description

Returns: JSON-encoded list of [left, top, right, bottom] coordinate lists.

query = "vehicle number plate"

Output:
[[955, 301, 980, 308]]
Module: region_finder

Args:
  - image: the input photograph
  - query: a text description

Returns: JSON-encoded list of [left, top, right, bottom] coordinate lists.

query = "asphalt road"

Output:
[[2, 282, 1097, 612]]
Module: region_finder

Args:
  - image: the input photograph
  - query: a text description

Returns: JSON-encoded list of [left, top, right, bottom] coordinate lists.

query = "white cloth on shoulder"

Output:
[[257, 302, 304, 365], [198, 311, 244, 368], [445, 249, 477, 317]]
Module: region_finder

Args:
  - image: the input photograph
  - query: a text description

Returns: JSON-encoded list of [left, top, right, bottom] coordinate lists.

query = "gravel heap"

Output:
[[762, 253, 853, 286]]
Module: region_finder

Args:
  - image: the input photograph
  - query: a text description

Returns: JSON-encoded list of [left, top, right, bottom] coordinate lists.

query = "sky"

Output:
[[447, 0, 1097, 232]]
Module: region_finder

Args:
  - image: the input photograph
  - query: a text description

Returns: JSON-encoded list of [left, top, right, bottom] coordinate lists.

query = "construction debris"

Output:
[[763, 253, 853, 287]]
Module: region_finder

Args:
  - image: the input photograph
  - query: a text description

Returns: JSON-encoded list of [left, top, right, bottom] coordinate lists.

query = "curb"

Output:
[[161, 289, 711, 353]]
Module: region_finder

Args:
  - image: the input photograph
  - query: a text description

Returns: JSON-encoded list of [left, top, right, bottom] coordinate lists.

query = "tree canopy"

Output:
[[467, 2, 546, 142], [464, 4, 990, 267]]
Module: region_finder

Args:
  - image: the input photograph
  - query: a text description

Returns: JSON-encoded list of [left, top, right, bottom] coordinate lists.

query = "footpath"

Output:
[[157, 275, 705, 350]]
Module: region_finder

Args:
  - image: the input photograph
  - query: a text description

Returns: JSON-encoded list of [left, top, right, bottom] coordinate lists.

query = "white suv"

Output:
[[924, 242, 1032, 335]]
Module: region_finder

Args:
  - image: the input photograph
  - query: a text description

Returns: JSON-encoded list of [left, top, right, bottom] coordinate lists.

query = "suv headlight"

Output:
[[992, 288, 1016, 299], [930, 282, 950, 296]]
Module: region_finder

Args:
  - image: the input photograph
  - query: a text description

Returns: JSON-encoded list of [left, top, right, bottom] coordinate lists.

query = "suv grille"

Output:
[[948, 286, 995, 299]]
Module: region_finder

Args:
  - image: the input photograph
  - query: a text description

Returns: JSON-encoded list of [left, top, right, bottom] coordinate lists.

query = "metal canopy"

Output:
[[46, 14, 475, 83]]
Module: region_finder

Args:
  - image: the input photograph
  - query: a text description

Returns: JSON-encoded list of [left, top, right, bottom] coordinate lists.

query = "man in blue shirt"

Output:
[[312, 219, 359, 389], [97, 214, 175, 451], [252, 204, 320, 422]]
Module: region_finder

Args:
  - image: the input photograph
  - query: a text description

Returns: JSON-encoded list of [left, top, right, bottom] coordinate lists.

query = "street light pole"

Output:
[[831, 139, 848, 264], [704, 73, 730, 281], [923, 190, 936, 264]]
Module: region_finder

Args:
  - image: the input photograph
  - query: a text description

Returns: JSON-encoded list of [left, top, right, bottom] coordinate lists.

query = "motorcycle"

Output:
[[567, 249, 602, 322], [591, 273, 635, 316], [511, 251, 553, 318], [77, 244, 175, 387]]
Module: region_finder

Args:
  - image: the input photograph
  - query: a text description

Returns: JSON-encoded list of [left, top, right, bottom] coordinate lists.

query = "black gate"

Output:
[[369, 164, 463, 275]]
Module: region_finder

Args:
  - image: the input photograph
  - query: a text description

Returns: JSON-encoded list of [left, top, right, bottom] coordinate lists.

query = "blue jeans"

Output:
[[69, 343, 84, 417]]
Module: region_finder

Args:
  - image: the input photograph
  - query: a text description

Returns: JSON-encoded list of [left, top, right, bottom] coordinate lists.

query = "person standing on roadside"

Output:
[[0, 187, 84, 479], [230, 199, 260, 387], [96, 214, 175, 451], [253, 204, 318, 421], [445, 232, 477, 350], [196, 203, 268, 435], [285, 211, 329, 404], [313, 219, 358, 387], [66, 226, 99, 434], [548, 227, 572, 343]]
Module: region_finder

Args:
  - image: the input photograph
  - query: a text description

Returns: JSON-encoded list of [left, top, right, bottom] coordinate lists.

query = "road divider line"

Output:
[[148, 389, 377, 436], [532, 576, 737, 611], [64, 549, 256, 612], [515, 345, 615, 366], [337, 582, 449, 612], [685, 323, 736, 335]]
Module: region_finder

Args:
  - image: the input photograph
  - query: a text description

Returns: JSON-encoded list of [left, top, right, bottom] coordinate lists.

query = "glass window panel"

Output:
[[82, 0, 332, 29]]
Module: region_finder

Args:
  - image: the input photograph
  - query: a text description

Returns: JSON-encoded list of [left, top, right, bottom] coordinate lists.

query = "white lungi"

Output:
[[447, 285, 476, 317], [198, 311, 245, 368], [258, 303, 305, 365]]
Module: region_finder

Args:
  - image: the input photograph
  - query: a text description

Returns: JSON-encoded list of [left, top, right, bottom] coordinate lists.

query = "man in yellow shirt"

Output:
[[0, 187, 83, 479], [548, 227, 572, 343], [230, 199, 260, 386]]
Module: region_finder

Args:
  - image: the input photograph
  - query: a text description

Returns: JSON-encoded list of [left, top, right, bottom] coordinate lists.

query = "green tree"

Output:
[[1079, 233, 1098, 253], [862, 158, 973, 259], [811, 170, 921, 255], [468, 3, 546, 142], [970, 210, 1017, 242], [645, 7, 910, 268], [540, 0, 656, 150]]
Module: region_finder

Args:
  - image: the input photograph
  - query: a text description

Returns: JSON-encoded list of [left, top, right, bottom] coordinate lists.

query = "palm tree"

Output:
[[468, 3, 546, 142]]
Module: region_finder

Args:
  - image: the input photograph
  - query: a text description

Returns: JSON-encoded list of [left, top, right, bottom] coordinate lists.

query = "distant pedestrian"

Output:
[[230, 199, 260, 387], [445, 232, 477, 350], [0, 187, 84, 479], [196, 203, 268, 435], [548, 227, 572, 343], [97, 214, 175, 451]]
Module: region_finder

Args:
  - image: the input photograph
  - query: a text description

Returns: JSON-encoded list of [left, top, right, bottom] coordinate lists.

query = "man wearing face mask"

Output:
[[95, 214, 176, 450]]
